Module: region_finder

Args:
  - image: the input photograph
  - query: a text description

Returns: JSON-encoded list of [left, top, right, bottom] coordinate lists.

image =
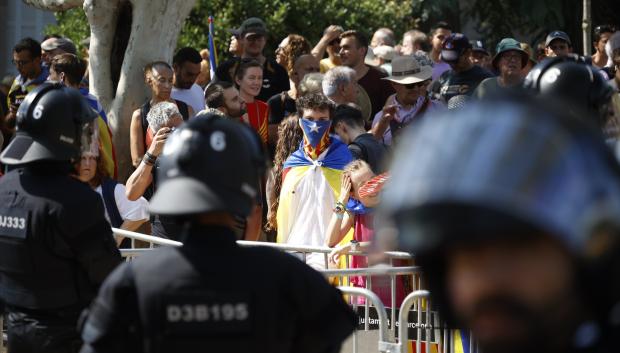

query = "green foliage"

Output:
[[177, 0, 415, 63], [44, 7, 90, 57], [45, 0, 618, 62], [463, 0, 575, 51]]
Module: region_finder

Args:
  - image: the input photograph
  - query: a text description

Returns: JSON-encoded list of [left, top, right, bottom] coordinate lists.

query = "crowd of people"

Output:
[[2, 13, 620, 353]]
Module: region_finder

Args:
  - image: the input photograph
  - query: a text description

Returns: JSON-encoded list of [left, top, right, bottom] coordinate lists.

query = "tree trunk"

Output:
[[104, 0, 197, 180], [22, 0, 83, 10], [23, 0, 197, 181]]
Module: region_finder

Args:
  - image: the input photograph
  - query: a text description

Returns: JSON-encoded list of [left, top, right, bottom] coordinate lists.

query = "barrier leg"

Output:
[[338, 286, 395, 353], [397, 290, 431, 353]]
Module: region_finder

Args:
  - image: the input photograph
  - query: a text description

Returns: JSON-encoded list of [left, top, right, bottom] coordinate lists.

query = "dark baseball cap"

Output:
[[441, 33, 471, 63], [545, 30, 572, 47], [41, 37, 77, 55], [233, 17, 267, 37], [470, 40, 489, 56]]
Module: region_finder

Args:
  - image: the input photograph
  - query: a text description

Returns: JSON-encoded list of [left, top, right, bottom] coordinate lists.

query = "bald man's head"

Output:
[[292, 54, 320, 85]]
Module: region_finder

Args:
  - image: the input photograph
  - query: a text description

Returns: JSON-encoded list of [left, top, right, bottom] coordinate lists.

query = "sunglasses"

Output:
[[403, 80, 431, 89], [328, 39, 340, 46]]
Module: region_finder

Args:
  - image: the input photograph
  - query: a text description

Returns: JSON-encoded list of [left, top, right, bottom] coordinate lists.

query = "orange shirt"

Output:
[[245, 100, 269, 145]]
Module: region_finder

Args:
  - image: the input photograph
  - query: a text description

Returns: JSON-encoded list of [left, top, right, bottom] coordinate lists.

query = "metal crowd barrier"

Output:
[[0, 230, 473, 353], [113, 228, 413, 264], [337, 287, 474, 353]]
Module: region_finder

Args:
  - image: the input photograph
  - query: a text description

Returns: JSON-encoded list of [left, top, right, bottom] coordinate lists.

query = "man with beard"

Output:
[[339, 30, 394, 121], [474, 38, 529, 99], [172, 47, 205, 115], [381, 95, 620, 353], [203, 81, 246, 119], [5, 38, 47, 137]]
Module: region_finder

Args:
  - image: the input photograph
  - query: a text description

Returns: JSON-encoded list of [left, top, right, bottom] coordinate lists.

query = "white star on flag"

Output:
[[309, 122, 320, 133]]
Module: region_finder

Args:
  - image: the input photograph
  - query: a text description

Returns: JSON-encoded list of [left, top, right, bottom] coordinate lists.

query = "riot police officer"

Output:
[[381, 96, 620, 353], [523, 55, 615, 144], [79, 114, 356, 353], [0, 83, 122, 353]]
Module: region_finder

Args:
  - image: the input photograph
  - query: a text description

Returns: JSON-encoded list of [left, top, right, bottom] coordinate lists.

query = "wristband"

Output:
[[143, 152, 157, 166], [333, 201, 346, 215]]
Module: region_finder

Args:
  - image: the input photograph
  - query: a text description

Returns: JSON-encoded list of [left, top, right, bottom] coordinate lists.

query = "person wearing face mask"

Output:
[[276, 93, 352, 269]]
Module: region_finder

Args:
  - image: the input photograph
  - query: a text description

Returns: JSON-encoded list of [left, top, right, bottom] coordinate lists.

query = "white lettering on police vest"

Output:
[[166, 303, 249, 323], [0, 215, 26, 230]]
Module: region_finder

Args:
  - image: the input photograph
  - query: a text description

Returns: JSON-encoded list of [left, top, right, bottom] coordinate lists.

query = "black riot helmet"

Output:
[[523, 55, 613, 127], [379, 95, 620, 328], [0, 82, 97, 165], [149, 113, 267, 218]]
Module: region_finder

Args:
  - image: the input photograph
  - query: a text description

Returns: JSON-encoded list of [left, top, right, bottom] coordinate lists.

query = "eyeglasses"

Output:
[[12, 59, 32, 67], [403, 80, 431, 89]]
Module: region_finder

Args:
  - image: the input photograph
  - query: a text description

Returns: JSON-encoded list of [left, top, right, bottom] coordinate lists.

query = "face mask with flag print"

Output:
[[300, 118, 331, 159]]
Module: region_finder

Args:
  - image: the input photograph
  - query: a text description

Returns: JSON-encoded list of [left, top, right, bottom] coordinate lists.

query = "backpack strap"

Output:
[[174, 99, 190, 120], [416, 97, 432, 117], [388, 118, 405, 141], [140, 100, 151, 152], [101, 178, 124, 228]]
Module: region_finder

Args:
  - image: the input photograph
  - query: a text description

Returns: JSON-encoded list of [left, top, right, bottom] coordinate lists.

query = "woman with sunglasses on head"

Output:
[[311, 25, 344, 73], [592, 25, 616, 69]]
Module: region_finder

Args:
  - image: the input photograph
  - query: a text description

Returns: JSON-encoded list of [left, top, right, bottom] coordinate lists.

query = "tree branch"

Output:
[[22, 0, 83, 11]]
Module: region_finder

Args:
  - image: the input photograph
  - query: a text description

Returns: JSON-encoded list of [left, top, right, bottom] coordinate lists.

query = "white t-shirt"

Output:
[[172, 83, 205, 116], [95, 183, 149, 225]]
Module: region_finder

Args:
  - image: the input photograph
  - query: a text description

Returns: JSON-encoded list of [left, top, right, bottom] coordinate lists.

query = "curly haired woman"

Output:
[[265, 114, 303, 238]]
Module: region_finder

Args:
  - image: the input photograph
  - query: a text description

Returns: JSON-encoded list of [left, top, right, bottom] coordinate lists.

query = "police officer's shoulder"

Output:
[[240, 245, 335, 288], [53, 174, 105, 209], [80, 261, 139, 346]]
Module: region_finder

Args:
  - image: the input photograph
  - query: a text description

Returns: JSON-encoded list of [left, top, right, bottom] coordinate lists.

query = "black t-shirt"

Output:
[[348, 133, 387, 174], [435, 65, 495, 103], [267, 91, 297, 125], [215, 57, 290, 102], [358, 66, 395, 121]]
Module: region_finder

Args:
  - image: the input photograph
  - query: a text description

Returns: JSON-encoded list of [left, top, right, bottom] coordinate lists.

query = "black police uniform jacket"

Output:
[[0, 163, 122, 322], [80, 225, 357, 353]]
